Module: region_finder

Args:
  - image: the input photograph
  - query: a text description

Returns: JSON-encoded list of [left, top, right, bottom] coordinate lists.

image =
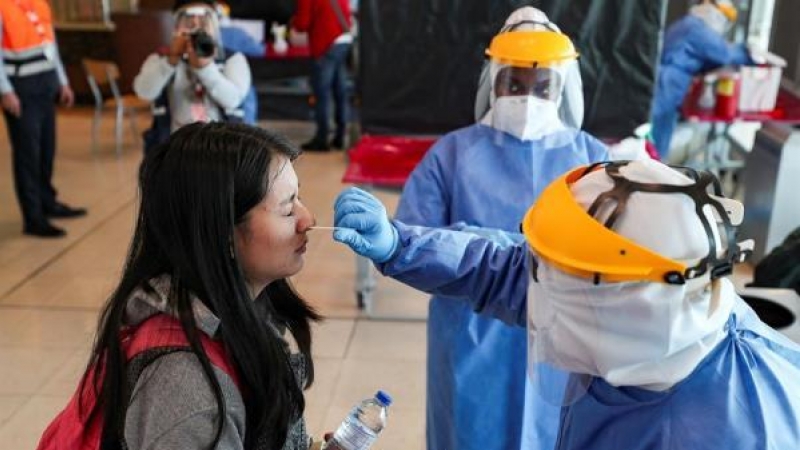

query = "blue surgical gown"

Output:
[[220, 26, 266, 125], [378, 225, 800, 450], [393, 124, 607, 450], [651, 15, 752, 158]]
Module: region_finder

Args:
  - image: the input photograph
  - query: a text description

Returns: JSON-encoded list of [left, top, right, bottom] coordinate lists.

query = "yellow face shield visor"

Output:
[[485, 30, 579, 69], [712, 1, 738, 22], [522, 163, 751, 285]]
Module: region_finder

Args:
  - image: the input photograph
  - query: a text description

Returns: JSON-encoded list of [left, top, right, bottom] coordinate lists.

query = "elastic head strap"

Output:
[[501, 20, 559, 33], [585, 162, 748, 282]]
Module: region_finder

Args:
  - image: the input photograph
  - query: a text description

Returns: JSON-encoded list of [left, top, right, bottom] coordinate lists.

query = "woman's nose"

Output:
[[297, 204, 316, 232]]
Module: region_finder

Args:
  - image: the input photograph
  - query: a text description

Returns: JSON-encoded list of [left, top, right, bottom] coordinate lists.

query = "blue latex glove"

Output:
[[333, 187, 399, 263]]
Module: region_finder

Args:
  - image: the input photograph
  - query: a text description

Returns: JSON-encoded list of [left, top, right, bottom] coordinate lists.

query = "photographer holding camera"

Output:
[[134, 0, 251, 149]]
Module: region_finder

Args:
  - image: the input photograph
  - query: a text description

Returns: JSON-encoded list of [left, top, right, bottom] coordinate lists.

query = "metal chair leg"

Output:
[[128, 108, 139, 145], [115, 103, 124, 156], [91, 105, 102, 153]]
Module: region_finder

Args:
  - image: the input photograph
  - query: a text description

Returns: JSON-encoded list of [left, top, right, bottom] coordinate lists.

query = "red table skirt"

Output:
[[265, 43, 311, 59], [342, 135, 437, 188]]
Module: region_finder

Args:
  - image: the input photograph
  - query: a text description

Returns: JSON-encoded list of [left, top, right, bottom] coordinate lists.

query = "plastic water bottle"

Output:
[[323, 391, 392, 450], [271, 23, 288, 55], [698, 76, 717, 110]]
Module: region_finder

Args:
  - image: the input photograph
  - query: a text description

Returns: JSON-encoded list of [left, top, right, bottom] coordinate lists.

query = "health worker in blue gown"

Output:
[[332, 159, 800, 450], [650, 0, 754, 160], [392, 7, 607, 450]]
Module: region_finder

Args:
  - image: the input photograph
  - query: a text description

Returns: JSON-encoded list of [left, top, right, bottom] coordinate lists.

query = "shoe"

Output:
[[301, 139, 330, 152], [24, 222, 66, 238], [45, 202, 87, 219], [330, 136, 345, 149]]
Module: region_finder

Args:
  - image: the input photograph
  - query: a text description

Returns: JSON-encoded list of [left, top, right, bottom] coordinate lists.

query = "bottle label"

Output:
[[334, 414, 378, 450]]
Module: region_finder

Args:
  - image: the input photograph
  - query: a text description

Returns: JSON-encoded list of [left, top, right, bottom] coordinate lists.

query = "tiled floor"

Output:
[[0, 109, 427, 449]]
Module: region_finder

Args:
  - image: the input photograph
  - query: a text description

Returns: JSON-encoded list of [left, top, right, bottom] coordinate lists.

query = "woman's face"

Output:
[[234, 156, 315, 294]]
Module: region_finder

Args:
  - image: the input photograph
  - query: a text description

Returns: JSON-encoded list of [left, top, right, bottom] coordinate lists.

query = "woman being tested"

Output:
[[40, 122, 322, 450]]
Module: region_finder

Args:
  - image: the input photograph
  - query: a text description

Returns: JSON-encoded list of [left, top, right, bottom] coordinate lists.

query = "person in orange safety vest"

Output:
[[1, 0, 86, 238]]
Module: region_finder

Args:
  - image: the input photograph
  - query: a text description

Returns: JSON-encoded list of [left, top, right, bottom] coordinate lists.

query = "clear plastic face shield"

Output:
[[174, 4, 224, 59], [216, 2, 231, 24], [474, 10, 555, 121], [523, 160, 752, 406], [690, 0, 737, 35], [483, 59, 579, 145], [175, 5, 218, 34], [476, 25, 584, 146]]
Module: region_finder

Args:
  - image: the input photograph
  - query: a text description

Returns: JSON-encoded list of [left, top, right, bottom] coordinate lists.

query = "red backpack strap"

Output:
[[126, 314, 242, 388], [34, 315, 242, 450]]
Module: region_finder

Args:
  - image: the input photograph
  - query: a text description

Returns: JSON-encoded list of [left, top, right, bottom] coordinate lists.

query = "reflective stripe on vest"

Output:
[[4, 57, 54, 77]]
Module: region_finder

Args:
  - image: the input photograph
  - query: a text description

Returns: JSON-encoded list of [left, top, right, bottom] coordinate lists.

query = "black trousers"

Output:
[[2, 70, 60, 228]]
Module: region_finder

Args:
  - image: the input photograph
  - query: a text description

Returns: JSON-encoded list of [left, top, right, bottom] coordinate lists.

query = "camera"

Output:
[[190, 30, 216, 58]]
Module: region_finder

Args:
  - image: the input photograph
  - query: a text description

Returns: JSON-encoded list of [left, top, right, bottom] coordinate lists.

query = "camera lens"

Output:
[[190, 30, 216, 58]]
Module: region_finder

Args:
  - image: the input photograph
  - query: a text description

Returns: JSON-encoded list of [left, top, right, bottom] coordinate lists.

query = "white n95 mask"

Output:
[[490, 96, 564, 141]]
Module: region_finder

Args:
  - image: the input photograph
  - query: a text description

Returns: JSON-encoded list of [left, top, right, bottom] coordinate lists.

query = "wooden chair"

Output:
[[82, 58, 150, 155]]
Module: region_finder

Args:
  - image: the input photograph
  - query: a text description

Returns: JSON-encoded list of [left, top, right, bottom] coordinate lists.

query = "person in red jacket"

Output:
[[292, 0, 352, 151]]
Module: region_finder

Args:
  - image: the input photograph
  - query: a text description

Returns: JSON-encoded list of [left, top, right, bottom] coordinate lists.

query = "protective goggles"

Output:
[[522, 162, 752, 285], [493, 66, 563, 101]]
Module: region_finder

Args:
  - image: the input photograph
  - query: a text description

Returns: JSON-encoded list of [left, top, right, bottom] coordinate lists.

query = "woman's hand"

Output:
[[186, 41, 214, 69], [168, 33, 189, 66], [309, 433, 333, 450]]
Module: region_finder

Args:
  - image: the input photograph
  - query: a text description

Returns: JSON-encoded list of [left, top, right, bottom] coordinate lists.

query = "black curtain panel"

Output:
[[227, 0, 296, 23], [358, 0, 667, 139]]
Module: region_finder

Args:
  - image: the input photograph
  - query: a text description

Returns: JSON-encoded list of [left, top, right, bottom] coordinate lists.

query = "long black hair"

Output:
[[83, 122, 320, 449]]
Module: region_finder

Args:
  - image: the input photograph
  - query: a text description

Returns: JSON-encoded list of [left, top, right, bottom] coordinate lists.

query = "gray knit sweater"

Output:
[[122, 276, 310, 450]]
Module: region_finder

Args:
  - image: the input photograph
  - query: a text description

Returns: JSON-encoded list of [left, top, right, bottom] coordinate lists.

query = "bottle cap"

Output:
[[375, 390, 393, 406]]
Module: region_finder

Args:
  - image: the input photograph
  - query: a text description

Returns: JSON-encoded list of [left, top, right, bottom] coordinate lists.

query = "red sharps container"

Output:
[[715, 71, 740, 119]]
